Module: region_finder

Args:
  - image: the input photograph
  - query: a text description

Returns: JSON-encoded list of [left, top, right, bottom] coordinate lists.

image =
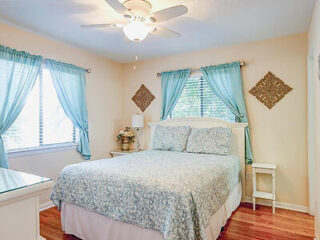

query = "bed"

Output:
[[51, 117, 247, 240]]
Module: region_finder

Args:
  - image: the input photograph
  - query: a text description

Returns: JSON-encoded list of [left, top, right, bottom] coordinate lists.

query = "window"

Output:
[[171, 76, 235, 122], [3, 66, 78, 152]]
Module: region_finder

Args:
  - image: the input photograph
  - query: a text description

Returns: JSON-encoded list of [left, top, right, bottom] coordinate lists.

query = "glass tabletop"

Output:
[[0, 168, 51, 194]]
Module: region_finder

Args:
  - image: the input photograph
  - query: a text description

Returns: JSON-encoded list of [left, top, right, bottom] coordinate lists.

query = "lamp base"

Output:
[[135, 128, 141, 151]]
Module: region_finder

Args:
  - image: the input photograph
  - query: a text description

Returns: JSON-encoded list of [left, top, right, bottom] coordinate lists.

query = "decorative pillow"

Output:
[[152, 125, 191, 152], [186, 127, 232, 155]]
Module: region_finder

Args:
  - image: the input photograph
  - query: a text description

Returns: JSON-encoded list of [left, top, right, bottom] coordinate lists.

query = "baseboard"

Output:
[[40, 201, 55, 212], [243, 196, 309, 213]]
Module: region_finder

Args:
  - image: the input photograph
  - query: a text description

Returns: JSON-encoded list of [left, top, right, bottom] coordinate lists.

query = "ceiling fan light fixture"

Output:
[[83, 0, 187, 42], [123, 20, 151, 42]]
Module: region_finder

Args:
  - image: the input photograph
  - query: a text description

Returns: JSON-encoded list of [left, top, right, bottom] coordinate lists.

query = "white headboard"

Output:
[[148, 117, 247, 199]]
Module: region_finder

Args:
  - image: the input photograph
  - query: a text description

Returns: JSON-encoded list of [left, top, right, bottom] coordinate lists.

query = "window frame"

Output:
[[6, 64, 78, 158], [7, 142, 78, 158]]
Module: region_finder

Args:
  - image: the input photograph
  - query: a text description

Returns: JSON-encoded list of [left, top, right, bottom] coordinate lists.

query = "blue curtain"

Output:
[[160, 69, 191, 120], [46, 59, 91, 160], [0, 46, 42, 168], [201, 62, 253, 164]]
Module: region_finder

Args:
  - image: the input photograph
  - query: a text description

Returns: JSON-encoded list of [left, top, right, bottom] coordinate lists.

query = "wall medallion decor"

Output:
[[132, 84, 155, 112], [249, 71, 292, 109]]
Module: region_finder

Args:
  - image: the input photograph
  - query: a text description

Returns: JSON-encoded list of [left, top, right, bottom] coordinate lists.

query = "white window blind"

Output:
[[3, 66, 78, 152], [171, 76, 235, 122]]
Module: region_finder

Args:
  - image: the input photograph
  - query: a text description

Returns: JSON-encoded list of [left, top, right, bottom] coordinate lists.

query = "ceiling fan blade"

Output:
[[81, 23, 123, 28], [105, 0, 128, 15], [148, 5, 188, 23], [150, 26, 181, 38]]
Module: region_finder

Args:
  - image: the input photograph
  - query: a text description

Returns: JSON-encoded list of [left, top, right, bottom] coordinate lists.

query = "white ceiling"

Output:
[[0, 0, 315, 63]]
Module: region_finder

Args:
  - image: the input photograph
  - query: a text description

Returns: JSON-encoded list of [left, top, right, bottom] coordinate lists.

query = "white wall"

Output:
[[0, 23, 124, 204], [308, 0, 320, 237], [122, 33, 308, 208]]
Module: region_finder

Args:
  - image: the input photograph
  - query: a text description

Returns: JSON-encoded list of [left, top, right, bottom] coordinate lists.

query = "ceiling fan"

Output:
[[81, 0, 188, 42]]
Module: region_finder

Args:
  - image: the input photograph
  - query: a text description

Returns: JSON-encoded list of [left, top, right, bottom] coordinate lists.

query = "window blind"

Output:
[[171, 76, 235, 122]]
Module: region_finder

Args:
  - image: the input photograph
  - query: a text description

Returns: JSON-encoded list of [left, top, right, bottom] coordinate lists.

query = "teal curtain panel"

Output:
[[46, 59, 91, 160], [0, 45, 42, 168], [160, 69, 191, 120], [201, 62, 253, 164]]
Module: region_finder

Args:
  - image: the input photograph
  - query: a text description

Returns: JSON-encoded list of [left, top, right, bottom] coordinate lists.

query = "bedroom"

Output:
[[0, 0, 318, 239]]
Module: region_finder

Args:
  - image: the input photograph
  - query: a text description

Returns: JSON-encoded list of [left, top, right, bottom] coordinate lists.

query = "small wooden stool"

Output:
[[252, 163, 276, 213]]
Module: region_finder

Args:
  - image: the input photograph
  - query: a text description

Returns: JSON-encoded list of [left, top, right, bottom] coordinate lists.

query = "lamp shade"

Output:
[[131, 114, 144, 128]]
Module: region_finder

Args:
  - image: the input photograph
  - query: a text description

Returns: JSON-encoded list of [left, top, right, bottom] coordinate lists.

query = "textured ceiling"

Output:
[[0, 0, 315, 63]]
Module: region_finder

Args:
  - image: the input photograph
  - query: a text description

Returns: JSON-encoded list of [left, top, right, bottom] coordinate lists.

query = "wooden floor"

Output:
[[40, 203, 314, 240]]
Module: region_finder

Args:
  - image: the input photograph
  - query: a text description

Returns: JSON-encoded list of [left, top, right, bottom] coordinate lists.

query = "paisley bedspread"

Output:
[[51, 150, 240, 240]]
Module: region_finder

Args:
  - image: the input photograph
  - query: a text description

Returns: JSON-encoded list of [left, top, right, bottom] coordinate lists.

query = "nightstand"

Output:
[[110, 150, 138, 158], [252, 163, 276, 213]]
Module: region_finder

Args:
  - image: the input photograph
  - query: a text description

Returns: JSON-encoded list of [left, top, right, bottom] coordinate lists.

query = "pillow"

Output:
[[186, 127, 232, 155], [152, 125, 191, 152]]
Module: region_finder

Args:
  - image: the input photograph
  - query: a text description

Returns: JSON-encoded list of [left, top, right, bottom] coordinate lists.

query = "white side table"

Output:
[[252, 163, 276, 213], [0, 168, 54, 240]]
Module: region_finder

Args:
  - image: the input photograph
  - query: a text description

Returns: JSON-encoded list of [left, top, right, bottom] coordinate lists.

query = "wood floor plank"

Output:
[[40, 203, 314, 240]]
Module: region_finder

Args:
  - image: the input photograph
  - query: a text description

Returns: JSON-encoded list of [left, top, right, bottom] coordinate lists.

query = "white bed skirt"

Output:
[[61, 182, 242, 240]]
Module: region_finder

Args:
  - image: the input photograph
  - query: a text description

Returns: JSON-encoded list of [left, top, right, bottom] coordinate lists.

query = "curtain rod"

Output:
[[42, 59, 91, 73], [156, 61, 245, 77]]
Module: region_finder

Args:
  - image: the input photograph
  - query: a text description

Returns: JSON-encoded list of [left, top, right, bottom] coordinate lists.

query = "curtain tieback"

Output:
[[235, 114, 246, 123], [236, 114, 244, 119]]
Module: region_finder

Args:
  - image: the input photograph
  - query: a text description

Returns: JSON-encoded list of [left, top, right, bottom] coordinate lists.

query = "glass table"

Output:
[[0, 167, 54, 240], [0, 168, 51, 195]]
